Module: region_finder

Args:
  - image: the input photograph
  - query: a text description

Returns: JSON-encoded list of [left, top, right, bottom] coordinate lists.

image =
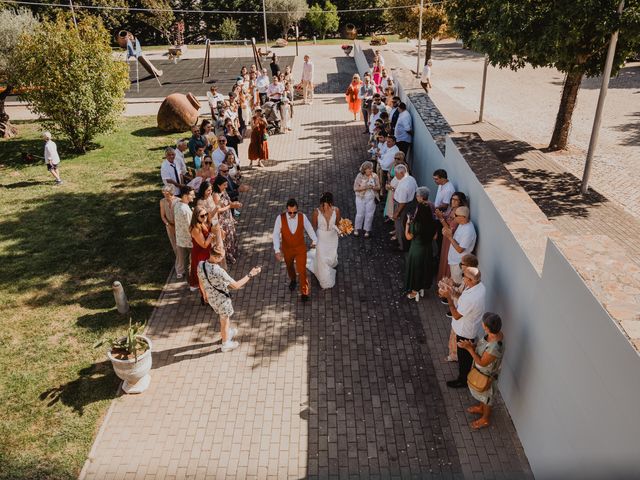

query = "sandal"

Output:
[[466, 405, 483, 415], [353, 230, 360, 237], [445, 354, 458, 362], [471, 418, 490, 430], [364, 232, 370, 239]]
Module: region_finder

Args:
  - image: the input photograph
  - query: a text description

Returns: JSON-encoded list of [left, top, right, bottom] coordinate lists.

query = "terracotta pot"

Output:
[[116, 30, 131, 49], [345, 24, 357, 40], [157, 93, 201, 132]]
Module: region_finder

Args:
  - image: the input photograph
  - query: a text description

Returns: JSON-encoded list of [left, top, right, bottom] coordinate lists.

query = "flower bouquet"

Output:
[[335, 218, 354, 237], [341, 44, 353, 56]]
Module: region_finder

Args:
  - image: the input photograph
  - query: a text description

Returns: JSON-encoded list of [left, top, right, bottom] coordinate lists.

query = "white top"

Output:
[[380, 76, 394, 92], [174, 201, 193, 248], [44, 140, 60, 165], [256, 75, 269, 93], [452, 282, 486, 339], [267, 82, 284, 99], [206, 91, 225, 106], [212, 146, 237, 168], [447, 221, 477, 265], [434, 181, 456, 208], [394, 174, 418, 204], [301, 61, 314, 82], [174, 149, 188, 175], [379, 144, 399, 172], [368, 111, 381, 134], [394, 110, 413, 143], [272, 213, 317, 253], [421, 64, 432, 83], [377, 54, 385, 66], [161, 159, 182, 195]]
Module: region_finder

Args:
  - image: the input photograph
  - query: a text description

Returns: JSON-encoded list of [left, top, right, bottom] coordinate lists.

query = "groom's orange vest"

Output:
[[281, 213, 306, 254]]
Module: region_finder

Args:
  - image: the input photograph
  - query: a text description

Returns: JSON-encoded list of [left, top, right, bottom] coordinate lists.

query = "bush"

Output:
[[218, 17, 239, 41], [11, 15, 130, 153]]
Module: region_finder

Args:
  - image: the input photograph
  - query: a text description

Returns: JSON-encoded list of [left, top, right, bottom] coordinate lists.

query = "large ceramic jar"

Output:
[[157, 92, 201, 132]]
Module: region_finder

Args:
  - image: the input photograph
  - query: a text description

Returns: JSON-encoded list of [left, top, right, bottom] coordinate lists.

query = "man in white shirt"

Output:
[[378, 134, 399, 174], [267, 76, 284, 103], [273, 198, 317, 302], [391, 164, 417, 251], [43, 131, 62, 185], [173, 186, 195, 281], [444, 206, 477, 284], [301, 54, 314, 105], [433, 169, 456, 211], [394, 102, 413, 157], [174, 140, 189, 177], [443, 267, 485, 388], [256, 68, 270, 105], [206, 84, 225, 121], [160, 147, 184, 195], [212, 136, 238, 168]]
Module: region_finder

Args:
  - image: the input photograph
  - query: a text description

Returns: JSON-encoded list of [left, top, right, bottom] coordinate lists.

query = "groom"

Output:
[[273, 198, 317, 302]]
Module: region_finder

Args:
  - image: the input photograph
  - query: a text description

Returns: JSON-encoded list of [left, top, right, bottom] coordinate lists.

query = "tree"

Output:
[[0, 8, 39, 138], [130, 0, 175, 43], [10, 15, 130, 152], [218, 17, 239, 41], [265, 0, 309, 39], [446, 0, 640, 151], [306, 1, 339, 40], [385, 1, 447, 62], [333, 0, 387, 36]]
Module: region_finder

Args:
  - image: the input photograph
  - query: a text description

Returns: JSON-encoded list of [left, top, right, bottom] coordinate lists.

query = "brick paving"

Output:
[[81, 52, 531, 479]]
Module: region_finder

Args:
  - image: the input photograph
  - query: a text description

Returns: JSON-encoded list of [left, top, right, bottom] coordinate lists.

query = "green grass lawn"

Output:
[[0, 117, 179, 479]]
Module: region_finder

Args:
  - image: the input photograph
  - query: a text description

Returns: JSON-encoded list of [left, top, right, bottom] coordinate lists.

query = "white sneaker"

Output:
[[176, 273, 184, 279], [228, 327, 238, 341], [221, 340, 239, 352], [189, 286, 198, 292]]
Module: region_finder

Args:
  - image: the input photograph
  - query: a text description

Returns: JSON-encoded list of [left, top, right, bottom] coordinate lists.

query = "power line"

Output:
[[2, 0, 444, 15]]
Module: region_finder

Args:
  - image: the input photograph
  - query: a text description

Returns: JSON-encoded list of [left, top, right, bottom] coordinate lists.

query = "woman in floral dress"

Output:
[[212, 175, 241, 264]]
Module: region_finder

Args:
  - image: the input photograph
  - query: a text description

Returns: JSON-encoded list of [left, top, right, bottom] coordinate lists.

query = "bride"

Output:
[[307, 192, 341, 289]]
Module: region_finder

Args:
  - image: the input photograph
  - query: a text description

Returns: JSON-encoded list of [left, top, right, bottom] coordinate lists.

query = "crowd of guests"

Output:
[[351, 53, 504, 429], [158, 55, 315, 353]]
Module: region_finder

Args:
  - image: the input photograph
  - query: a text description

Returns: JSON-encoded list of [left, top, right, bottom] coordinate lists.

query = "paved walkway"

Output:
[[81, 51, 531, 480]]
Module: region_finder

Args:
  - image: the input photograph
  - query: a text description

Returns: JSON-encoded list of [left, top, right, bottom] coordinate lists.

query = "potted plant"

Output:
[[95, 319, 153, 394]]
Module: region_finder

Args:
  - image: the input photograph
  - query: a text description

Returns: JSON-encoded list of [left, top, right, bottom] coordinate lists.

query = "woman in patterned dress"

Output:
[[197, 244, 262, 353], [457, 312, 505, 430], [212, 175, 241, 264]]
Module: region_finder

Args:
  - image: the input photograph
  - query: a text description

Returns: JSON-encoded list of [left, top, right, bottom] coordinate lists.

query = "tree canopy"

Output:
[[446, 0, 640, 150], [265, 0, 309, 39], [306, 1, 340, 40]]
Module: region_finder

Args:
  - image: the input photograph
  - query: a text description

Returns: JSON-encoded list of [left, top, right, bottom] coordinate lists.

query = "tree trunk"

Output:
[[424, 38, 432, 63], [548, 70, 584, 151], [0, 85, 18, 139]]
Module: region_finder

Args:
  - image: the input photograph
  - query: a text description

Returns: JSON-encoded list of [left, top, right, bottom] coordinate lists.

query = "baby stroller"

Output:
[[261, 100, 282, 135]]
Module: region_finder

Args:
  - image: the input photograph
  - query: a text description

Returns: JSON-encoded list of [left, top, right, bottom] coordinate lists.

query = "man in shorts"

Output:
[[43, 131, 62, 185]]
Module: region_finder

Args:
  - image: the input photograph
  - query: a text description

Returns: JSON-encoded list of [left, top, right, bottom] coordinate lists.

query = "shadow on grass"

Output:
[[131, 126, 167, 137], [39, 360, 121, 416]]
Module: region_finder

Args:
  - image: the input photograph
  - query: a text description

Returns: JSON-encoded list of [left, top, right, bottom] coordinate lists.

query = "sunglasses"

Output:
[[198, 214, 207, 219], [219, 140, 227, 143], [205, 161, 213, 165], [287, 210, 298, 216]]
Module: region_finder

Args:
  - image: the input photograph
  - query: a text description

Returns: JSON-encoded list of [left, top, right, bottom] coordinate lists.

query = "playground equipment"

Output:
[[117, 31, 163, 91], [157, 93, 200, 132], [200, 38, 263, 83]]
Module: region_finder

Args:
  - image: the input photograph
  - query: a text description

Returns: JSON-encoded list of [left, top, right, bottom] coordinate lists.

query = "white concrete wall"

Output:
[[353, 41, 640, 479]]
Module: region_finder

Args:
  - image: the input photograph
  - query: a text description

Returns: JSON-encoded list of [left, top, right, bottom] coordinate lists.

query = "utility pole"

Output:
[[581, 0, 625, 194], [262, 0, 269, 52], [416, 0, 424, 78], [478, 55, 489, 122], [69, 0, 78, 29]]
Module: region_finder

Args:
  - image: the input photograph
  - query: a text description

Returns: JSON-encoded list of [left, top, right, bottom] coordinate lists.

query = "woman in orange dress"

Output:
[[345, 74, 362, 120], [248, 111, 269, 168]]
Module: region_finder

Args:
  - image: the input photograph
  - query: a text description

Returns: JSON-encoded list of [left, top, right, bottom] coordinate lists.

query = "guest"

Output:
[[224, 119, 242, 155], [421, 59, 433, 93], [458, 312, 505, 430], [353, 161, 380, 238], [404, 186, 437, 301], [206, 84, 225, 121], [159, 185, 180, 276], [359, 74, 376, 131], [394, 102, 413, 157], [218, 163, 243, 208], [384, 83, 395, 107], [443, 266, 486, 388], [379, 134, 400, 188], [160, 147, 184, 195], [200, 120, 218, 153], [380, 68, 394, 93], [213, 175, 242, 264], [175, 140, 191, 180], [189, 205, 215, 297], [389, 96, 401, 130], [435, 192, 468, 282], [193, 146, 205, 170], [257, 67, 270, 105], [438, 253, 478, 362], [248, 109, 269, 168], [196, 156, 216, 181], [391, 164, 417, 251], [444, 206, 477, 284], [433, 169, 456, 211], [270, 53, 280, 77], [188, 125, 208, 157], [212, 136, 238, 169], [301, 54, 314, 104], [198, 244, 262, 353], [173, 186, 195, 283], [196, 180, 217, 221], [43, 131, 63, 185], [372, 59, 382, 90], [267, 75, 284, 104], [384, 152, 407, 222], [345, 74, 363, 121]]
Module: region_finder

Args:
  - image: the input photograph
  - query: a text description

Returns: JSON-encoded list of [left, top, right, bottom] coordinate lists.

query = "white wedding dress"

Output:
[[307, 208, 339, 289]]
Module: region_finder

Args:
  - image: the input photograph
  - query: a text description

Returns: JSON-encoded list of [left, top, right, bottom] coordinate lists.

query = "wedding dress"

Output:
[[307, 208, 339, 289]]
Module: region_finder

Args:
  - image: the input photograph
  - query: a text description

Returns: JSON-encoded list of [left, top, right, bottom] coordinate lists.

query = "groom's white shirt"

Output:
[[273, 213, 318, 253]]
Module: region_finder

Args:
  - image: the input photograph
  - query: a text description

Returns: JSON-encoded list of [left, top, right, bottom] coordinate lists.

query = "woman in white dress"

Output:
[[307, 192, 341, 289]]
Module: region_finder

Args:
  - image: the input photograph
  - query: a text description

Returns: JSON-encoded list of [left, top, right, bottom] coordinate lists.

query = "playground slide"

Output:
[[138, 54, 163, 78]]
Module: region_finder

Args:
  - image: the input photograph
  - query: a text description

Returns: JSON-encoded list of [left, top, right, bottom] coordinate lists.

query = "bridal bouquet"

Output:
[[335, 218, 354, 237]]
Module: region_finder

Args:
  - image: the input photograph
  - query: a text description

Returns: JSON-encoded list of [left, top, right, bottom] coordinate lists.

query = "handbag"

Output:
[[467, 367, 492, 393], [201, 262, 230, 298]]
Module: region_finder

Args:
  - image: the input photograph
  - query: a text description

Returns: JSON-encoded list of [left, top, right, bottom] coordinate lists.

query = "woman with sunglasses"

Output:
[[196, 156, 216, 182], [189, 205, 216, 300], [345, 74, 362, 121], [435, 192, 468, 283], [213, 175, 242, 264]]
